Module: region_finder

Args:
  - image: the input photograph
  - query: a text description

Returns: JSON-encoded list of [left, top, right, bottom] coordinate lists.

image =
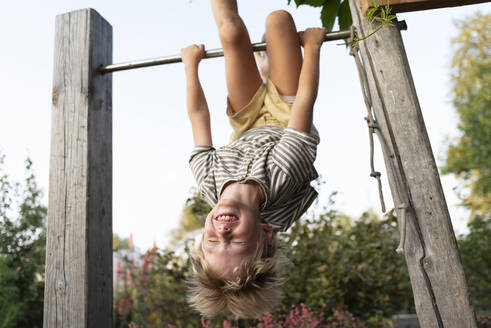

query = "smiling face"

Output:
[[202, 197, 265, 280]]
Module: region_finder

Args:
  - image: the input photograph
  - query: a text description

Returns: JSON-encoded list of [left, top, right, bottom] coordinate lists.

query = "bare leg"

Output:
[[264, 10, 303, 96], [211, 0, 262, 113]]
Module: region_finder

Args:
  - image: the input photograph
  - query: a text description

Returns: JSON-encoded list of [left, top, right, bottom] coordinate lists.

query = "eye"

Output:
[[207, 239, 218, 243]]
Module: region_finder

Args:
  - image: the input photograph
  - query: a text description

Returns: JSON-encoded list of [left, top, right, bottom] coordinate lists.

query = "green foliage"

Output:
[[0, 256, 22, 328], [114, 246, 204, 327], [287, 0, 394, 48], [350, 0, 396, 46], [114, 208, 417, 327], [457, 216, 491, 313], [338, 0, 353, 31], [442, 12, 491, 219], [114, 197, 491, 326], [114, 233, 131, 251], [321, 0, 341, 32], [287, 0, 348, 32], [0, 153, 47, 328], [169, 190, 207, 245], [301, 0, 326, 7], [281, 209, 414, 320], [185, 189, 213, 220]]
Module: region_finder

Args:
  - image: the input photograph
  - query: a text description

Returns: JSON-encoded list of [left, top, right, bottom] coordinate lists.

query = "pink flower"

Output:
[[131, 258, 136, 275], [200, 317, 209, 328], [129, 233, 134, 251], [118, 297, 131, 315], [116, 261, 123, 278]]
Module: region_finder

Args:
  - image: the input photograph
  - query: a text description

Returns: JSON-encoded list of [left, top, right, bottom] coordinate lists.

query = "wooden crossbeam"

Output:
[[361, 0, 491, 15]]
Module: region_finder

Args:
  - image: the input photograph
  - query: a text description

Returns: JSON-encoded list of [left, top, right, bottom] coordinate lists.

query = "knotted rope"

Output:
[[348, 25, 409, 254]]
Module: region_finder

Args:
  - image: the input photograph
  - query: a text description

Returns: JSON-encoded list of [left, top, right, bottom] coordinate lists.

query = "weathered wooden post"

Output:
[[44, 9, 113, 327], [348, 0, 477, 326]]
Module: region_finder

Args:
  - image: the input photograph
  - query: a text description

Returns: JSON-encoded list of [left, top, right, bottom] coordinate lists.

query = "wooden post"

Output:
[[44, 9, 113, 327], [360, 0, 491, 15], [348, 1, 477, 327]]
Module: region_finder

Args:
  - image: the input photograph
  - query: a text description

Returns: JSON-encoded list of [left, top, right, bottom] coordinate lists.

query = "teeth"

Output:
[[216, 215, 237, 221]]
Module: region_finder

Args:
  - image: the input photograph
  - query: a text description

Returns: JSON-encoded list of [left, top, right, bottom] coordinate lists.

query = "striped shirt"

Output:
[[189, 126, 320, 232]]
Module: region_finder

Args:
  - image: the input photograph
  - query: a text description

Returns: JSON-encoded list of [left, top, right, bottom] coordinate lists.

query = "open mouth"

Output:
[[214, 213, 239, 223]]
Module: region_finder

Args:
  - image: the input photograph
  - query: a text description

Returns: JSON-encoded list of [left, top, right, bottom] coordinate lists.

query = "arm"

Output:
[[287, 28, 326, 133], [181, 44, 213, 146]]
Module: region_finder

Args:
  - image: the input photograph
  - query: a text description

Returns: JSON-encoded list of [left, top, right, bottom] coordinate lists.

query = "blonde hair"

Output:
[[187, 229, 288, 318]]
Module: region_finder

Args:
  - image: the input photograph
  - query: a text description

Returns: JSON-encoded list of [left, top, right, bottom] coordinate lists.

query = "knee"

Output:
[[266, 10, 295, 31], [218, 15, 247, 46]]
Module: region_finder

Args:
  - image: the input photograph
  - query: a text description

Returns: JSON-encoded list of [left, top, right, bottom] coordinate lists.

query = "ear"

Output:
[[261, 224, 275, 246]]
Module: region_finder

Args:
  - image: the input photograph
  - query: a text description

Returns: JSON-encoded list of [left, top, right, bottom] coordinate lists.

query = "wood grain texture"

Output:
[[348, 1, 477, 327], [44, 8, 113, 327], [360, 0, 490, 15]]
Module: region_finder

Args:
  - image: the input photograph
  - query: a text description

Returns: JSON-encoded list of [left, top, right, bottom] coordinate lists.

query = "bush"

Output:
[[0, 155, 46, 328], [115, 196, 490, 327], [115, 209, 415, 327], [115, 245, 202, 328], [280, 209, 414, 319], [457, 216, 491, 313], [167, 304, 368, 328], [477, 314, 491, 328]]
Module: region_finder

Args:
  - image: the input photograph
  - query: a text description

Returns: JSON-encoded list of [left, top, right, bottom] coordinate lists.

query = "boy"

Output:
[[181, 0, 326, 319]]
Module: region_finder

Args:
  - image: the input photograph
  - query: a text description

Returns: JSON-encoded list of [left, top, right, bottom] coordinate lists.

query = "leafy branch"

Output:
[[350, 0, 396, 46], [287, 0, 396, 46], [287, 0, 352, 32]]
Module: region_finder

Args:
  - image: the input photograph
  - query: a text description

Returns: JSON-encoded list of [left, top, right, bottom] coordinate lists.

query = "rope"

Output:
[[347, 18, 445, 327], [348, 25, 409, 254]]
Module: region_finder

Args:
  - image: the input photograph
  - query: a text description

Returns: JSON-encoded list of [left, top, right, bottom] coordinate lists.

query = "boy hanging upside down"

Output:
[[181, 0, 326, 319]]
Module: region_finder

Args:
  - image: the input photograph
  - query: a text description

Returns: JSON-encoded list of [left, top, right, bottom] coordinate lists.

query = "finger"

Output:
[[197, 45, 205, 58]]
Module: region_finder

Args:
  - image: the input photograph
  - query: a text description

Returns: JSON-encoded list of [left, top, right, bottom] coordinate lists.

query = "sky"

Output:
[[0, 1, 489, 251]]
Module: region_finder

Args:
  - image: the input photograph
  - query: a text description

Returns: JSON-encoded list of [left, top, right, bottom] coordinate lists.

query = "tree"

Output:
[[114, 233, 131, 251], [442, 12, 491, 219], [0, 153, 47, 328], [0, 256, 22, 328], [169, 190, 208, 245], [457, 216, 491, 313]]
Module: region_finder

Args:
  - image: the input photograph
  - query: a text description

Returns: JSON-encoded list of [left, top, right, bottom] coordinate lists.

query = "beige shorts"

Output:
[[226, 79, 294, 142]]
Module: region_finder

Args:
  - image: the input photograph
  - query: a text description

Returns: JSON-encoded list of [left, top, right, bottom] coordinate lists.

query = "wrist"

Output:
[[304, 43, 321, 53], [184, 62, 199, 73]]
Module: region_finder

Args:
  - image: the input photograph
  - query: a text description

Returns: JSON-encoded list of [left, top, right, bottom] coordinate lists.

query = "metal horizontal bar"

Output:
[[100, 29, 350, 74], [100, 21, 406, 74]]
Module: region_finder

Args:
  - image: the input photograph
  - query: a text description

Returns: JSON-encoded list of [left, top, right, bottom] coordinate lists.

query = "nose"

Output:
[[217, 225, 231, 235]]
